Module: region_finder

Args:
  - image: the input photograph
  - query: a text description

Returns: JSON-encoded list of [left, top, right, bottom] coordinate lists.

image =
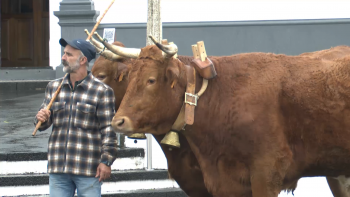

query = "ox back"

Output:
[[183, 47, 350, 196], [113, 44, 350, 197]]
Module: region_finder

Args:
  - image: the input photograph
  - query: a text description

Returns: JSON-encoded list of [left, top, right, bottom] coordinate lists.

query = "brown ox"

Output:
[[110, 40, 350, 197], [90, 41, 212, 197]]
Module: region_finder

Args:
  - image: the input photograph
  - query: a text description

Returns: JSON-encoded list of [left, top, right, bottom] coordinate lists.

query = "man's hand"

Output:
[[95, 163, 111, 182], [36, 109, 51, 122]]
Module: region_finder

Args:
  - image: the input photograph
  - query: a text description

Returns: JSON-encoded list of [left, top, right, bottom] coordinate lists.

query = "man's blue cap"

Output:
[[59, 38, 96, 62]]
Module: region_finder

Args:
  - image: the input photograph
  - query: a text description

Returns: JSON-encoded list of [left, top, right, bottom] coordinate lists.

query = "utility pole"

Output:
[[146, 0, 162, 170], [146, 0, 162, 46]]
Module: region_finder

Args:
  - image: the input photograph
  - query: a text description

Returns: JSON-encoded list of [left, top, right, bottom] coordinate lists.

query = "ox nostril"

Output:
[[112, 116, 133, 132], [117, 119, 125, 127]]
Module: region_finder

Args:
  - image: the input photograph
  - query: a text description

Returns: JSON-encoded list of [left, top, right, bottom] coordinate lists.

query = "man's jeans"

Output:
[[49, 173, 102, 197]]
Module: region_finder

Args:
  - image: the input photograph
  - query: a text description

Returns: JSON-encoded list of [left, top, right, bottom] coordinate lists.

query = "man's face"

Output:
[[62, 45, 84, 73]]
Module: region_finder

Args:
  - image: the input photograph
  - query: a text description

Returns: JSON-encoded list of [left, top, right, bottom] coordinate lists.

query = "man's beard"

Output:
[[62, 59, 80, 73]]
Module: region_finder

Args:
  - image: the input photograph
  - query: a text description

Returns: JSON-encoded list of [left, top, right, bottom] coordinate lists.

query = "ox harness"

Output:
[[168, 57, 217, 144]]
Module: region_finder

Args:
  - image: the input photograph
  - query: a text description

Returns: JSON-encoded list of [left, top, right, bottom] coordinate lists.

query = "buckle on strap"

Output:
[[97, 46, 106, 55], [185, 92, 198, 106]]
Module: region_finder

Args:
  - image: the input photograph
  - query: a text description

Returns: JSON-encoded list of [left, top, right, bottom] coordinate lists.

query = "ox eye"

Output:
[[147, 78, 156, 85], [97, 75, 106, 80]]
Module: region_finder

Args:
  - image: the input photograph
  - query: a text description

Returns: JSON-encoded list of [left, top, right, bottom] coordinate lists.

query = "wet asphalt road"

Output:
[[0, 90, 51, 154]]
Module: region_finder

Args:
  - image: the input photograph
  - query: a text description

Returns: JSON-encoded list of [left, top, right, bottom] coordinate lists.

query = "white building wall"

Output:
[[49, 0, 62, 70], [96, 0, 350, 24], [49, 1, 350, 196], [51, 0, 350, 68]]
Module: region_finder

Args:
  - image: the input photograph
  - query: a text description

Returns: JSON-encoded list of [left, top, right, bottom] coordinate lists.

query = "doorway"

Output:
[[1, 0, 49, 68]]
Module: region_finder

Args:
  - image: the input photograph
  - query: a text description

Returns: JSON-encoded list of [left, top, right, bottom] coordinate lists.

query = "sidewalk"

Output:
[[0, 81, 50, 93], [0, 91, 50, 154]]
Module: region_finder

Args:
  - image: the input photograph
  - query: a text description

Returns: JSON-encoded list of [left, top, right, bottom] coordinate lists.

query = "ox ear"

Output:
[[115, 63, 129, 82], [166, 61, 180, 88]]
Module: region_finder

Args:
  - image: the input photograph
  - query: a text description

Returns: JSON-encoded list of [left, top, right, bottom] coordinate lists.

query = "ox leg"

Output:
[[327, 176, 350, 197], [202, 159, 252, 197], [250, 152, 292, 197], [250, 167, 280, 197]]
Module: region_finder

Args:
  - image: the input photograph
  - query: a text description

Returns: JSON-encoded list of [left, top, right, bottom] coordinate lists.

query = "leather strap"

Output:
[[168, 63, 209, 133], [185, 66, 196, 125], [171, 104, 186, 132]]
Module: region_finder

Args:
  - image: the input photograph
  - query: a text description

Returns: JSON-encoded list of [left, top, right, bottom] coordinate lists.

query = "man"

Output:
[[34, 38, 117, 197]]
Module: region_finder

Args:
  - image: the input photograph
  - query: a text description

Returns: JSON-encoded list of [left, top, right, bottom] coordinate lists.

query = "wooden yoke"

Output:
[[191, 41, 217, 79], [185, 42, 213, 125], [162, 41, 212, 148]]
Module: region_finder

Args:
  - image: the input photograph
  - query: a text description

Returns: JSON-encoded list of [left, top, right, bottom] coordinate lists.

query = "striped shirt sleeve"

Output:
[[34, 81, 54, 131], [97, 86, 118, 164]]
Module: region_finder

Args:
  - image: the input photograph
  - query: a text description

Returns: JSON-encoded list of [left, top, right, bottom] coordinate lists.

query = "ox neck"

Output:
[[169, 64, 209, 133]]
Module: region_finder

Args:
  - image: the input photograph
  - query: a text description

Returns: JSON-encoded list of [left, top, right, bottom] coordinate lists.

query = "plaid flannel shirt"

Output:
[[34, 72, 117, 176]]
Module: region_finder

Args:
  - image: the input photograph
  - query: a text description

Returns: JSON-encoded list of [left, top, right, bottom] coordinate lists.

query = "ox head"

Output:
[[109, 36, 186, 136], [91, 41, 131, 108], [85, 30, 132, 108], [88, 34, 147, 140]]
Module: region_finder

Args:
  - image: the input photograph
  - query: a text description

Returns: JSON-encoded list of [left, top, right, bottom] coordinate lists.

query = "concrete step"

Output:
[[0, 169, 170, 186], [0, 148, 145, 175], [0, 148, 144, 161], [0, 169, 182, 196], [103, 188, 186, 197], [0, 80, 50, 93], [7, 188, 186, 197]]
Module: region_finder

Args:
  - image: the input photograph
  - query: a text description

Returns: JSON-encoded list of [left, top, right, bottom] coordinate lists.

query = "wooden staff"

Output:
[[32, 0, 115, 136], [86, 0, 115, 41], [32, 73, 68, 136]]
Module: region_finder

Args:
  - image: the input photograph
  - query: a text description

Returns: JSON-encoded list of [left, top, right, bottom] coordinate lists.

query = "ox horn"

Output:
[[95, 47, 125, 61], [85, 29, 124, 61], [85, 29, 105, 49], [94, 32, 140, 59], [148, 35, 178, 58], [84, 29, 123, 61]]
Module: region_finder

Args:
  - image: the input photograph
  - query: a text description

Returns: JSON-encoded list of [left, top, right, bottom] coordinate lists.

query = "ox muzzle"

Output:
[[112, 116, 134, 133]]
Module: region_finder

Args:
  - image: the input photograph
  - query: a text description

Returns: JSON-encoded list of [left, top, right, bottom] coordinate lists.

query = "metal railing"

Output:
[[146, 134, 153, 170]]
